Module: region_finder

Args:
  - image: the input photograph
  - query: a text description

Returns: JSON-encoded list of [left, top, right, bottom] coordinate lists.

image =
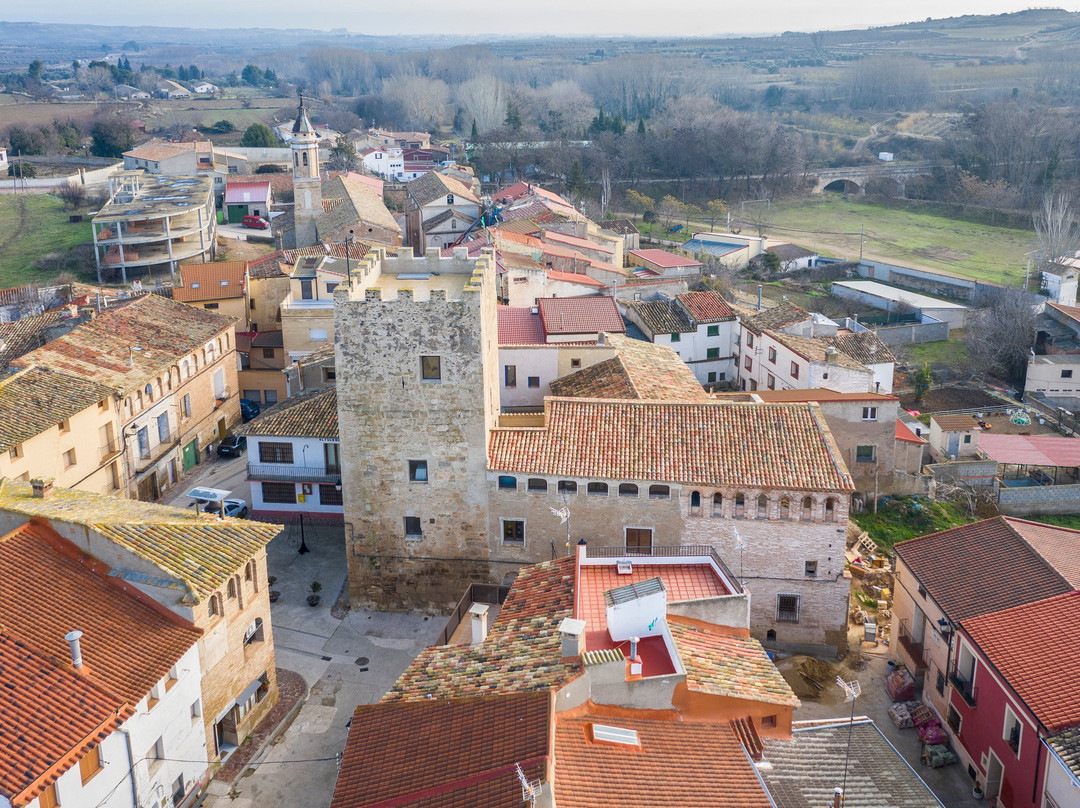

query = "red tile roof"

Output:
[[489, 399, 854, 491], [630, 249, 703, 269], [497, 306, 546, 345], [1006, 518, 1080, 589], [384, 557, 581, 701], [331, 693, 551, 808], [0, 631, 131, 807], [553, 706, 773, 808], [0, 520, 201, 707], [175, 261, 247, 302], [547, 268, 605, 287], [549, 334, 706, 402], [752, 389, 897, 404], [677, 290, 735, 323], [895, 517, 1073, 622], [538, 297, 624, 335], [896, 419, 928, 444], [544, 230, 614, 255], [962, 591, 1080, 732]]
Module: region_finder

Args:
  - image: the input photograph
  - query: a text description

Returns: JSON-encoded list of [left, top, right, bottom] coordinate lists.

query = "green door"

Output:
[[227, 205, 244, 224], [183, 440, 198, 471]]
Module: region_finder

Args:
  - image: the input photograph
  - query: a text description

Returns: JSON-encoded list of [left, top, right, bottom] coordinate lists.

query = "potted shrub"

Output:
[[972, 781, 983, 800], [267, 576, 280, 603], [307, 580, 322, 607]]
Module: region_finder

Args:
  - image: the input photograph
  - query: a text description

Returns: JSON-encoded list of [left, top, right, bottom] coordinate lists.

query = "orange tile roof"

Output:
[[553, 706, 773, 808], [630, 249, 703, 269], [742, 302, 811, 333], [962, 591, 1080, 732], [547, 268, 605, 287], [753, 389, 897, 403], [384, 557, 581, 701], [494, 228, 545, 250], [931, 413, 981, 432], [1006, 517, 1080, 589], [544, 230, 614, 255], [497, 306, 545, 345], [175, 261, 247, 302], [769, 331, 869, 372], [895, 517, 1072, 622], [896, 419, 928, 444], [549, 334, 706, 402], [538, 297, 624, 335], [0, 520, 202, 707], [677, 290, 735, 323], [0, 631, 131, 807], [489, 399, 854, 491], [331, 693, 551, 808], [668, 618, 799, 707]]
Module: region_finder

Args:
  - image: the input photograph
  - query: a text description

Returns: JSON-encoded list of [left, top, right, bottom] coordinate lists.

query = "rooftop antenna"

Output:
[[836, 675, 862, 806], [515, 763, 541, 806], [734, 527, 746, 586], [549, 500, 571, 555]]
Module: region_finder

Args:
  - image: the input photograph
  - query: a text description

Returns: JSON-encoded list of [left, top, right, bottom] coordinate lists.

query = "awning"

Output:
[[238, 677, 262, 706], [979, 433, 1080, 467]]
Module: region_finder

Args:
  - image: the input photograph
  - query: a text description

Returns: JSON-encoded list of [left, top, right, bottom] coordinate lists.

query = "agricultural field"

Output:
[[0, 195, 95, 286]]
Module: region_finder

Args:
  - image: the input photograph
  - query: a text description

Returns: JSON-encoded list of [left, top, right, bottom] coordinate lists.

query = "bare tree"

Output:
[[455, 74, 508, 135], [964, 287, 1040, 386], [1034, 191, 1080, 272], [381, 74, 449, 130]]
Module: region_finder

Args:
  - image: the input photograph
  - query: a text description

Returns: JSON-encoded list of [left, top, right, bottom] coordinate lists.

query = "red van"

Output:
[[241, 215, 270, 230]]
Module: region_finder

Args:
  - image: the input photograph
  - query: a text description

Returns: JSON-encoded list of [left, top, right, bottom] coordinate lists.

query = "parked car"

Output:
[[240, 399, 261, 422], [204, 498, 249, 518], [217, 435, 247, 458], [241, 215, 270, 230]]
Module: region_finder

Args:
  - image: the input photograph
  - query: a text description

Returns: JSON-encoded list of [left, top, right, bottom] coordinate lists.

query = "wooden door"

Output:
[[626, 528, 652, 553]]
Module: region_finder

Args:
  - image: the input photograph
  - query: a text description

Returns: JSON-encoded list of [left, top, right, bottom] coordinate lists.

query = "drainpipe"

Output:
[[118, 727, 142, 808]]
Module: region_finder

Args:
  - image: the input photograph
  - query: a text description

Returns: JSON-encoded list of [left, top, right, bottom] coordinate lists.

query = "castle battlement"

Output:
[[340, 247, 496, 303]]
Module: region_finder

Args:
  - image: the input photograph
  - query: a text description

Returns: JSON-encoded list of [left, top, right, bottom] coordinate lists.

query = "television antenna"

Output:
[[734, 527, 746, 586], [836, 676, 862, 805], [515, 763, 541, 806], [550, 503, 571, 554]]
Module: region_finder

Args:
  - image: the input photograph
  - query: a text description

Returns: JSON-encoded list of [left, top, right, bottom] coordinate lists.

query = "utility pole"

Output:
[[859, 225, 864, 262]]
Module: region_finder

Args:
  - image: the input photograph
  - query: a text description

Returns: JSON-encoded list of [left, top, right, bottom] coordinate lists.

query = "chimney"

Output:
[[65, 630, 84, 669], [30, 477, 54, 499], [825, 346, 838, 365], [559, 617, 586, 658], [468, 603, 490, 645], [575, 220, 587, 238], [628, 636, 642, 677]]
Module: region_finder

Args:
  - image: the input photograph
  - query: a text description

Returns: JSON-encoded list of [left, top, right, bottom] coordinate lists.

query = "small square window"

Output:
[[404, 516, 422, 537], [963, 434, 972, 444], [804, 560, 818, 577], [855, 445, 876, 463], [498, 475, 517, 491], [570, 358, 581, 368], [502, 519, 525, 545], [1064, 369, 1074, 379], [558, 480, 577, 495], [776, 594, 801, 623], [707, 372, 717, 383], [862, 407, 877, 421], [262, 348, 275, 359], [421, 355, 441, 381], [409, 460, 428, 482], [707, 325, 719, 337], [527, 376, 540, 388], [63, 448, 77, 468], [706, 347, 720, 360], [746, 333, 754, 348], [744, 356, 752, 371], [670, 332, 681, 342], [767, 374, 775, 390]]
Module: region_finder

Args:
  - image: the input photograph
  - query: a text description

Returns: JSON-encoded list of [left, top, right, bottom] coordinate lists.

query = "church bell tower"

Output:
[[292, 90, 322, 248]]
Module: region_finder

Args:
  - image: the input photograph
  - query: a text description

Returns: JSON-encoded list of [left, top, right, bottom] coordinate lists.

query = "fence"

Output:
[[870, 319, 950, 345], [437, 583, 512, 646]]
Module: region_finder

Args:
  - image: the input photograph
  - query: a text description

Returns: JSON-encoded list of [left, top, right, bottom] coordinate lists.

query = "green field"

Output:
[[0, 195, 95, 286], [768, 196, 1034, 285]]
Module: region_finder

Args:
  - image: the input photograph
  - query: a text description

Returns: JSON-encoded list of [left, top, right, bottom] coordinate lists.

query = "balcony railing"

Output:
[[247, 463, 341, 484], [897, 619, 928, 670], [585, 544, 744, 594], [133, 429, 181, 472], [99, 435, 124, 462], [950, 671, 977, 707], [437, 583, 512, 646]]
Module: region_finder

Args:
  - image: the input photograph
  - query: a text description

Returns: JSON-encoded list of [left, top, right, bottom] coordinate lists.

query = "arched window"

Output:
[[527, 478, 547, 493], [734, 493, 745, 518], [825, 498, 837, 522], [302, 152, 308, 166], [801, 496, 813, 521], [618, 483, 638, 497], [779, 496, 790, 520], [294, 153, 299, 166], [587, 482, 608, 496], [558, 480, 577, 495], [648, 484, 670, 499], [712, 492, 723, 517], [227, 579, 237, 599], [757, 494, 768, 518], [144, 383, 153, 401], [689, 490, 701, 515]]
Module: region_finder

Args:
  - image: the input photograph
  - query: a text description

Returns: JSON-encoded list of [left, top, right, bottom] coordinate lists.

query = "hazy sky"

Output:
[[4, 0, 1057, 37]]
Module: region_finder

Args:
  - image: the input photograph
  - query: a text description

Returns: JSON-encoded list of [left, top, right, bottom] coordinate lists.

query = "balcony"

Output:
[[950, 671, 977, 707], [100, 435, 124, 462], [247, 463, 341, 484], [897, 619, 929, 670], [133, 429, 181, 472]]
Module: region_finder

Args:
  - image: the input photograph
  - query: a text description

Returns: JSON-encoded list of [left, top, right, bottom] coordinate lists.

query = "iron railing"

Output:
[[247, 463, 341, 484], [897, 619, 928, 670], [585, 544, 744, 594], [133, 429, 181, 471], [950, 671, 977, 707], [437, 583, 512, 646]]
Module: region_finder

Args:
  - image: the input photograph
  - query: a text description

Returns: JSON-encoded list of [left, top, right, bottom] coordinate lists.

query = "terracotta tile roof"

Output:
[[318, 175, 400, 237], [384, 557, 581, 701], [930, 413, 981, 432], [752, 389, 897, 403], [765, 243, 817, 262], [248, 240, 398, 279], [678, 290, 735, 323], [123, 140, 195, 162], [962, 591, 1080, 732], [823, 332, 896, 365], [894, 517, 1072, 622], [495, 218, 543, 236], [0, 310, 69, 369], [489, 399, 854, 491], [549, 334, 706, 402], [761, 720, 945, 808], [16, 294, 236, 393], [497, 306, 546, 345], [0, 630, 130, 807], [406, 171, 479, 208], [0, 520, 201, 707], [770, 331, 869, 372], [174, 261, 247, 302], [896, 419, 928, 444], [742, 302, 811, 333], [547, 268, 605, 287], [553, 707, 773, 808], [1006, 518, 1080, 588], [538, 297, 624, 335], [493, 228, 545, 250], [668, 618, 800, 707], [630, 249, 703, 269], [235, 388, 337, 440], [496, 182, 572, 208], [0, 480, 281, 604], [331, 693, 551, 808], [0, 366, 113, 452], [1046, 726, 1080, 782], [626, 298, 695, 334], [544, 230, 615, 255]]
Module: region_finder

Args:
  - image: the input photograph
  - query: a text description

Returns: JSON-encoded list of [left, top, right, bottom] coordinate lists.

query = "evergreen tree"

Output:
[[177, 65, 189, 81], [28, 60, 43, 80], [241, 123, 278, 148], [189, 65, 200, 80], [566, 160, 588, 201], [637, 117, 646, 134], [470, 119, 479, 141], [504, 101, 522, 131]]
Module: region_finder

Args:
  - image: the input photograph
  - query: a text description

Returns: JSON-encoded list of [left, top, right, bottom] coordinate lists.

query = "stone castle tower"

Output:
[[334, 247, 500, 608], [291, 92, 322, 248]]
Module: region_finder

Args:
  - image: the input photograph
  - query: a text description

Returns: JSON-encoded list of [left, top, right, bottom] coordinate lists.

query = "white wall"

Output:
[[27, 730, 135, 808], [498, 347, 561, 408], [248, 435, 343, 514], [867, 361, 895, 395], [738, 332, 871, 394], [1043, 747, 1080, 808]]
